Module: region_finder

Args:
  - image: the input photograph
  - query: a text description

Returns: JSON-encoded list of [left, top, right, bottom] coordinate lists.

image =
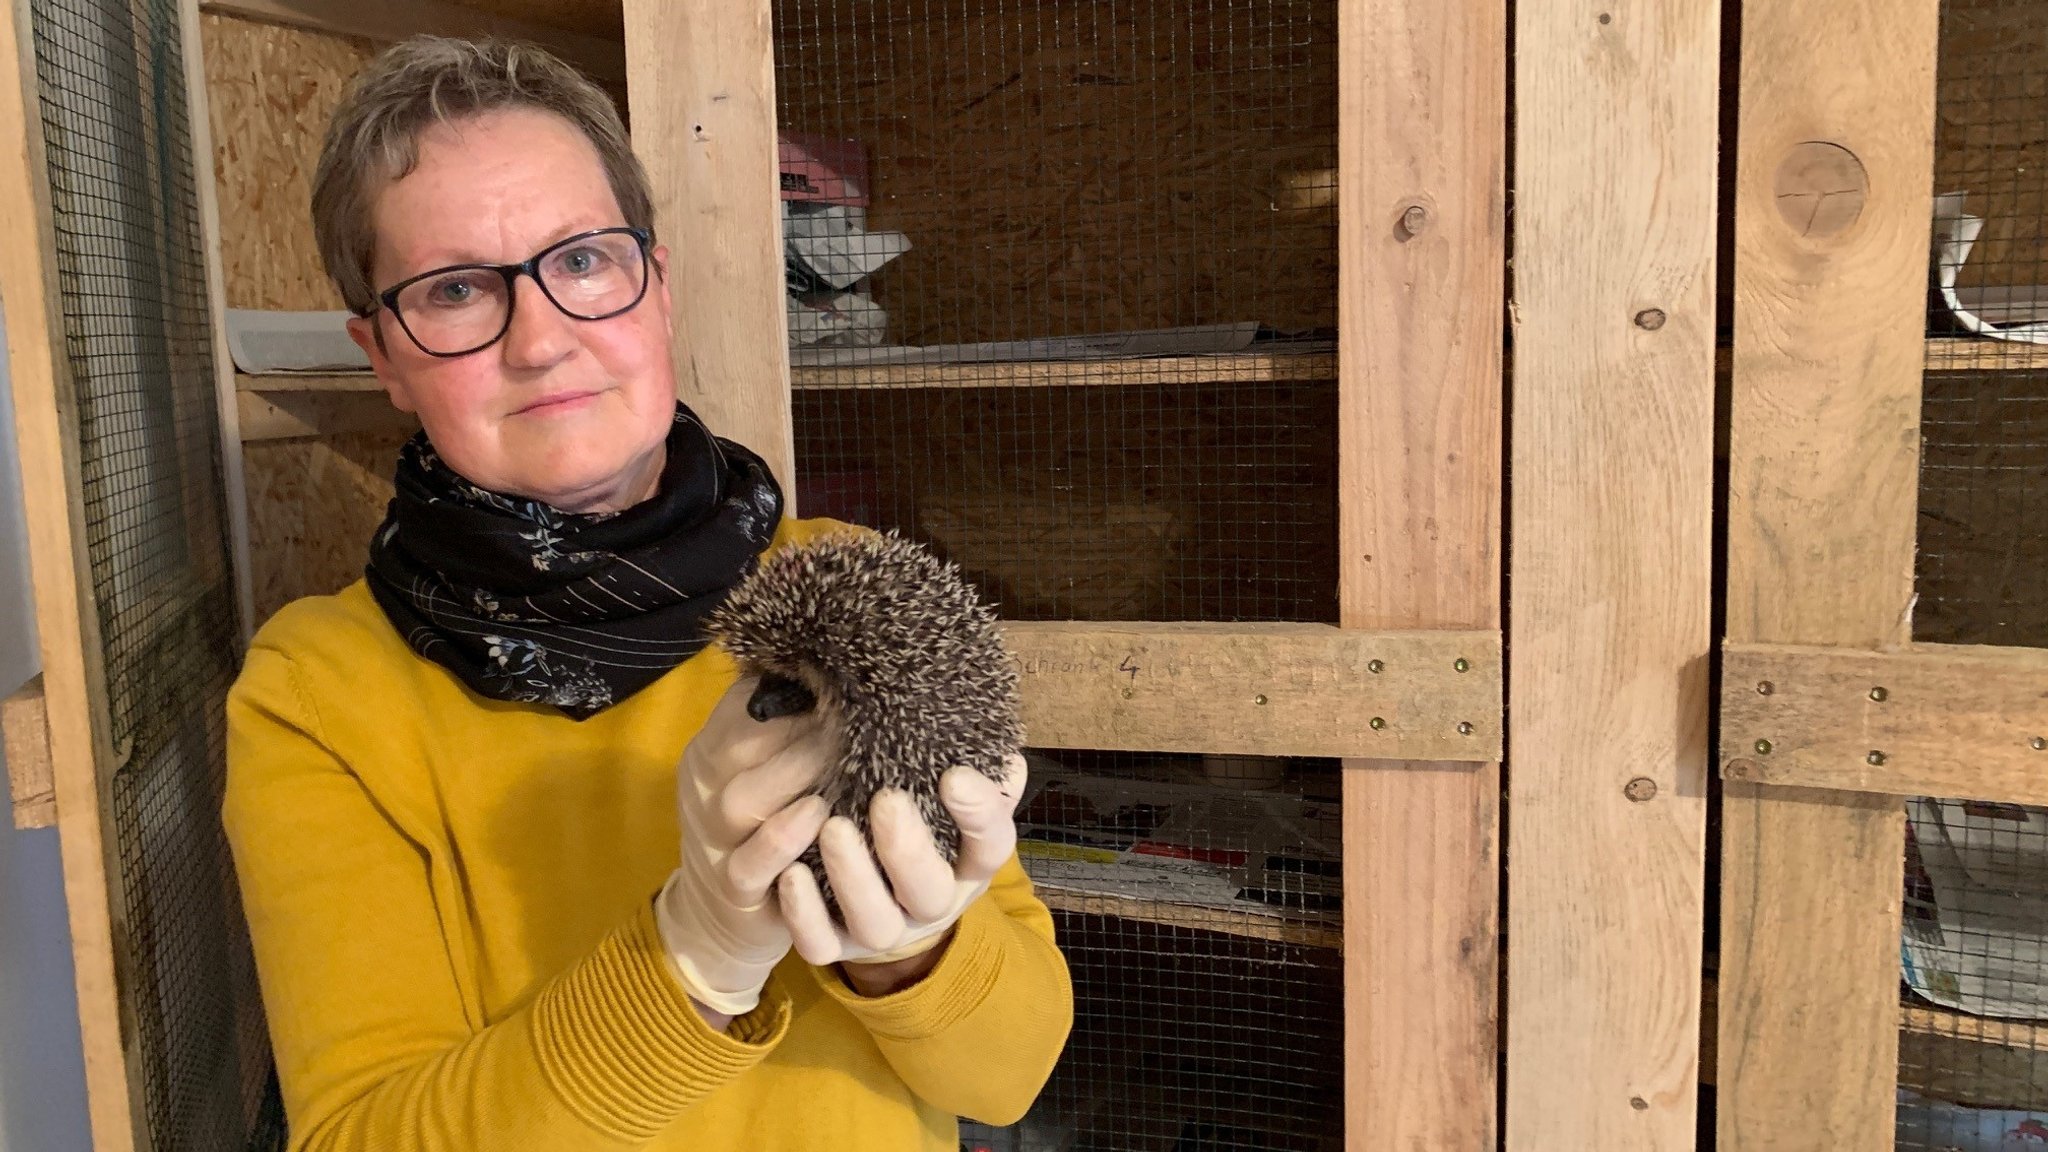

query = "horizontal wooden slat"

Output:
[[1721, 642, 2048, 804], [3, 675, 53, 829], [238, 353, 1339, 395], [236, 391, 418, 441], [199, 0, 626, 84], [1925, 337, 2048, 373], [1036, 885, 1342, 951], [1009, 621, 1501, 760]]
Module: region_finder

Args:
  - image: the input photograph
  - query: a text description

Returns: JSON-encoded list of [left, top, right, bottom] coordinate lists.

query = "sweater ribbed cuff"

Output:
[[531, 904, 790, 1142], [822, 897, 1007, 1042]]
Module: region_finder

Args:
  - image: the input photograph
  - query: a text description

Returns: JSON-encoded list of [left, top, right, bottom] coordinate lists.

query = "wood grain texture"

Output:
[[200, 0, 624, 83], [625, 0, 795, 491], [4, 675, 53, 829], [237, 391, 418, 441], [0, 0, 143, 1142], [1507, 0, 1718, 1144], [1008, 623, 1500, 760], [1337, 0, 1504, 1144], [1718, 0, 1939, 1147], [1925, 337, 2048, 373], [184, 0, 256, 639], [203, 13, 370, 313], [1036, 886, 1343, 952], [241, 432, 407, 623], [1722, 642, 2048, 804]]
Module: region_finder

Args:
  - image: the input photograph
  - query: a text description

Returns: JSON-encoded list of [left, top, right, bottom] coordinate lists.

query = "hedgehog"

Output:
[[704, 530, 1023, 920]]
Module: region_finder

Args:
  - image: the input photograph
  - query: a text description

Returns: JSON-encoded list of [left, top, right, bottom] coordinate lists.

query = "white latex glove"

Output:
[[656, 677, 835, 1016], [777, 753, 1028, 968]]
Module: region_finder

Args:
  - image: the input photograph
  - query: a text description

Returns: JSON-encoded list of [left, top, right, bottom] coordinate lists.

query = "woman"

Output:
[[223, 35, 1072, 1151]]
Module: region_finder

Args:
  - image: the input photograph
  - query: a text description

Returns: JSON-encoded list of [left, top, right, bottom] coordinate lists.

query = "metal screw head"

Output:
[[1454, 657, 1471, 673], [1398, 203, 1430, 239], [1754, 739, 1773, 754], [1866, 750, 1887, 766], [1624, 777, 1658, 802], [2033, 737, 2047, 752], [1367, 659, 1385, 674], [1457, 721, 1475, 736], [1254, 693, 1269, 706], [1634, 308, 1667, 330], [1757, 681, 1775, 696], [1869, 686, 1888, 702], [1370, 716, 1386, 731]]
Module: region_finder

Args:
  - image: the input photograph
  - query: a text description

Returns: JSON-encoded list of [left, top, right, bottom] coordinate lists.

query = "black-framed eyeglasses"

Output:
[[369, 226, 653, 358]]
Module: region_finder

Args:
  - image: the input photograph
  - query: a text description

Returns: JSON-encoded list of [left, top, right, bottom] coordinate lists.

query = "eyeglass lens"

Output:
[[393, 230, 648, 356]]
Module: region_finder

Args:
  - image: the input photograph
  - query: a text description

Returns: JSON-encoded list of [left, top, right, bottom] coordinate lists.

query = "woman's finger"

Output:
[[943, 757, 1025, 884], [777, 864, 842, 966], [869, 789, 956, 923], [714, 722, 836, 841], [818, 816, 906, 951], [725, 794, 829, 906]]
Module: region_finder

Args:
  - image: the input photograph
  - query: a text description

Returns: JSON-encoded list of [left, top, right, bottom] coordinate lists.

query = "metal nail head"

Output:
[[1370, 717, 1386, 731], [1398, 204, 1430, 239], [1624, 777, 1658, 802], [1634, 308, 1666, 330], [1457, 721, 1475, 735], [1367, 659, 1385, 674], [1454, 657, 1471, 673], [1866, 750, 1887, 766], [2033, 737, 2047, 752], [1254, 694, 1269, 706], [1754, 739, 1773, 754], [1757, 681, 1774, 696], [1869, 686, 1889, 702]]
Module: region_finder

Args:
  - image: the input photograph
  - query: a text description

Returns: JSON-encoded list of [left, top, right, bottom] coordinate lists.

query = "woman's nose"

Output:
[[500, 274, 576, 369]]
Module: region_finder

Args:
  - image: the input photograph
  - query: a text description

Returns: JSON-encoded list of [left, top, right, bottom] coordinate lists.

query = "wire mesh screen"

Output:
[[971, 750, 1342, 1151], [774, 0, 1340, 625], [27, 0, 279, 1147], [1898, 2, 2048, 1146], [770, 4, 1347, 1145], [1918, 0, 2048, 649]]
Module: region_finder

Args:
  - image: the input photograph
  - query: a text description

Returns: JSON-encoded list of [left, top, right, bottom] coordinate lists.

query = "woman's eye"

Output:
[[425, 275, 486, 307], [556, 247, 610, 276]]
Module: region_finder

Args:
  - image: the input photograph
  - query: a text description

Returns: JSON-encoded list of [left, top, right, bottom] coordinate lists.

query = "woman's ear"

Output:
[[651, 243, 674, 335], [346, 313, 416, 414]]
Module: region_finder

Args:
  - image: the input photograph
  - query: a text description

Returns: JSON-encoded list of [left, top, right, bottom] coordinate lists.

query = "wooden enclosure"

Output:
[[17, 0, 2048, 1148]]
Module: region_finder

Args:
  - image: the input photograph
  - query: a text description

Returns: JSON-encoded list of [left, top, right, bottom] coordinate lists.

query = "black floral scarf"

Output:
[[364, 403, 783, 718]]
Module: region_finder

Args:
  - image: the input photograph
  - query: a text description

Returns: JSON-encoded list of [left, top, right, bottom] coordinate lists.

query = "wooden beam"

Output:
[[184, 0, 254, 641], [0, 0, 143, 1143], [624, 0, 795, 496], [1722, 642, 2048, 805], [1339, 0, 1504, 1144], [1009, 623, 1500, 761], [1717, 0, 1938, 1147], [236, 391, 419, 442], [4, 675, 53, 829], [1035, 886, 1344, 952], [1507, 0, 1718, 1144], [197, 0, 626, 85], [1925, 337, 2048, 373]]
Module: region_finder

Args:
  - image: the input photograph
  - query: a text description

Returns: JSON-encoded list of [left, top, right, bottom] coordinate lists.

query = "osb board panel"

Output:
[[242, 432, 403, 623], [204, 13, 373, 311], [1934, 0, 2048, 294], [772, 0, 1339, 347]]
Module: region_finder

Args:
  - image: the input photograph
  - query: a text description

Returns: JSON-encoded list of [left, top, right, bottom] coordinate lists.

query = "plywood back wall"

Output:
[[203, 14, 402, 622]]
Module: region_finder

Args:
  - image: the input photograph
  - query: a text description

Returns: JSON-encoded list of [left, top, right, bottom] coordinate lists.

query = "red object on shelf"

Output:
[[778, 131, 868, 206]]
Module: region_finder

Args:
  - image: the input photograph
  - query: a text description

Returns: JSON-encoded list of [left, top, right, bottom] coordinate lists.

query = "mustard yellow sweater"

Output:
[[223, 516, 1073, 1151]]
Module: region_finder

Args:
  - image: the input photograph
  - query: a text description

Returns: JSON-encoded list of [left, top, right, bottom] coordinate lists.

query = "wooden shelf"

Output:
[[791, 351, 1337, 390], [235, 351, 1337, 398], [1925, 337, 2048, 372], [1034, 883, 1341, 951]]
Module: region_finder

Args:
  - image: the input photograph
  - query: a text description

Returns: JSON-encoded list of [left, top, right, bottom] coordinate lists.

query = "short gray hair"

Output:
[[311, 36, 653, 315]]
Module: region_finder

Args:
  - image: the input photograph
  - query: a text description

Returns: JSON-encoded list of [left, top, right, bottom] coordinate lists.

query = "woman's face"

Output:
[[346, 107, 676, 514]]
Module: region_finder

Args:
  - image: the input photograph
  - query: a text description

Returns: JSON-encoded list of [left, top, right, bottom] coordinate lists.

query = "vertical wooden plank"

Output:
[[622, 0, 796, 496], [181, 0, 254, 640], [0, 0, 145, 1146], [1718, 0, 1938, 1147], [1506, 0, 1719, 1145], [1338, 0, 1504, 1145]]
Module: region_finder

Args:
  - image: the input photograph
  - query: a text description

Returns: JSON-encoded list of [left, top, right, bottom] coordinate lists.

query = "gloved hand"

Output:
[[777, 753, 1028, 968], [655, 677, 835, 1017]]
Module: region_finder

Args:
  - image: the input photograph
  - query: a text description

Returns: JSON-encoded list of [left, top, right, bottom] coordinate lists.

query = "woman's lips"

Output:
[[514, 390, 599, 415]]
